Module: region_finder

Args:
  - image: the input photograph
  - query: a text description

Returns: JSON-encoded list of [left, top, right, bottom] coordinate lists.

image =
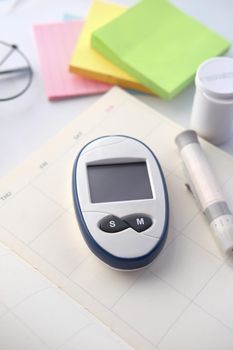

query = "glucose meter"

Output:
[[72, 135, 169, 270]]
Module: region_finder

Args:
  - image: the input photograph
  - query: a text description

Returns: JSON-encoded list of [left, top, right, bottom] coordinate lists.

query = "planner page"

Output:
[[0, 87, 233, 349], [0, 241, 132, 349]]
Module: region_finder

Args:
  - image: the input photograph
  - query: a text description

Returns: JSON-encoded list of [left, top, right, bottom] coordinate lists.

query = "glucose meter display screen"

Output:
[[87, 162, 153, 203]]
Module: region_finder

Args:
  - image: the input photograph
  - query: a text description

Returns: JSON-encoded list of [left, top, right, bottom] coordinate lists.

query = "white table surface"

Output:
[[0, 0, 233, 178]]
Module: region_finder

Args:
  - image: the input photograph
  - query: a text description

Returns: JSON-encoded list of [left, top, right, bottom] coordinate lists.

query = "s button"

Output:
[[99, 215, 129, 233]]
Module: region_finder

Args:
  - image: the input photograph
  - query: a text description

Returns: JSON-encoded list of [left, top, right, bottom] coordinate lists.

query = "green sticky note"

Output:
[[92, 0, 230, 99]]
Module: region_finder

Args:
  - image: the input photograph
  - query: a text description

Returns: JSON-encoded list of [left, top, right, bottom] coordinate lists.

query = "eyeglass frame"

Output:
[[0, 40, 33, 101]]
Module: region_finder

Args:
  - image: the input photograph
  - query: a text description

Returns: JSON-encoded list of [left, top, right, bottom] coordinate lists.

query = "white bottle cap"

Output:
[[196, 57, 233, 100], [191, 57, 233, 145]]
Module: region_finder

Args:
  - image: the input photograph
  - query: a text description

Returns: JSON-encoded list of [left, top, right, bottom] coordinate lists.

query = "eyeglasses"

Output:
[[0, 40, 33, 101]]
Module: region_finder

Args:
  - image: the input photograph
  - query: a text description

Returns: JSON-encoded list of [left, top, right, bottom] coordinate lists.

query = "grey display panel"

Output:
[[87, 162, 153, 203]]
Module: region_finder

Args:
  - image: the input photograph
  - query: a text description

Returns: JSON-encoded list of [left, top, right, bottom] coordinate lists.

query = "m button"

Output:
[[123, 214, 152, 232]]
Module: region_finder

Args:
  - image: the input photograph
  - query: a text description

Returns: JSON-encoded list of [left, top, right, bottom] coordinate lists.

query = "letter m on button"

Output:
[[136, 218, 144, 225]]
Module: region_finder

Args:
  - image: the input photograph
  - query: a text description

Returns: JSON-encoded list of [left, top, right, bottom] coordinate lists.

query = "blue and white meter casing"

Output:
[[72, 135, 169, 270]]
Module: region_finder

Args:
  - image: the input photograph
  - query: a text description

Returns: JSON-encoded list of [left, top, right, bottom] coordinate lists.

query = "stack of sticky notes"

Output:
[[91, 0, 230, 99], [34, 21, 111, 101], [34, 0, 230, 101], [71, 0, 230, 99]]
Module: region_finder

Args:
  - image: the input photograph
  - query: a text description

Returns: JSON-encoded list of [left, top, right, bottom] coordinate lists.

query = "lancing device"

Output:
[[175, 130, 233, 253]]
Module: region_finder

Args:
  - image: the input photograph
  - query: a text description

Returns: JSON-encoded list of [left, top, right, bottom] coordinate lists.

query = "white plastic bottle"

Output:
[[190, 57, 233, 145]]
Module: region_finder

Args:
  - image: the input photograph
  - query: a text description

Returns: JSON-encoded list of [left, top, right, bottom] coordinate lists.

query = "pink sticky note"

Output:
[[34, 21, 111, 100]]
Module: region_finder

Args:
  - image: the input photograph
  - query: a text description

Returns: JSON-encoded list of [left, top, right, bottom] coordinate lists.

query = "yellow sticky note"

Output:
[[69, 0, 153, 94]]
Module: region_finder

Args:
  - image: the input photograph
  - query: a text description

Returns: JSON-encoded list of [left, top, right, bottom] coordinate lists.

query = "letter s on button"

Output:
[[109, 220, 116, 228]]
